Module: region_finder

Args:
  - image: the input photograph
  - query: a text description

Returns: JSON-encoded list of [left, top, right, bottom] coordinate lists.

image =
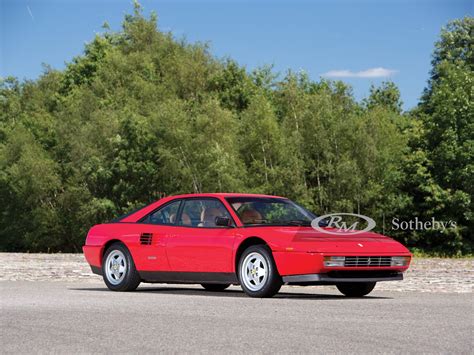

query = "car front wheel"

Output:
[[336, 282, 376, 297], [102, 243, 141, 291], [238, 245, 282, 298]]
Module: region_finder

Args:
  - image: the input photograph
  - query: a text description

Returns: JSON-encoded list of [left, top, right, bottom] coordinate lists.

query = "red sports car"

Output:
[[83, 193, 411, 297]]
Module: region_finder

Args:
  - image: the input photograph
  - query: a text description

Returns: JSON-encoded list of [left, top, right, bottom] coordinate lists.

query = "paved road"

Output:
[[1, 281, 472, 354]]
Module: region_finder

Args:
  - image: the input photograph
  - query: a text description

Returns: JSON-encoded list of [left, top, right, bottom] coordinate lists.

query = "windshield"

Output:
[[226, 197, 315, 226]]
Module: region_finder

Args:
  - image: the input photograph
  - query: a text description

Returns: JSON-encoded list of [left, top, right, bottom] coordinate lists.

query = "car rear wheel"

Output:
[[238, 245, 282, 298], [336, 282, 376, 297], [201, 283, 231, 292], [102, 243, 141, 291]]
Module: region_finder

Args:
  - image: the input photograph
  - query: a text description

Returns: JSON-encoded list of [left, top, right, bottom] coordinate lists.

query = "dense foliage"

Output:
[[0, 7, 472, 254]]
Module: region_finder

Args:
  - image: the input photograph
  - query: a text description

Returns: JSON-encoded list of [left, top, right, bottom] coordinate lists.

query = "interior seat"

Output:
[[240, 209, 263, 224]]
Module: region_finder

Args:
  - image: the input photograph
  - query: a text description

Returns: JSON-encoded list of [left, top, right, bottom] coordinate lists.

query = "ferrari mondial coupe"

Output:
[[83, 193, 411, 297]]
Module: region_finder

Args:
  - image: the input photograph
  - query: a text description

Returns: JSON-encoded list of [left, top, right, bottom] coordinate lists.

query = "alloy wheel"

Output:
[[240, 252, 268, 291], [105, 250, 127, 285]]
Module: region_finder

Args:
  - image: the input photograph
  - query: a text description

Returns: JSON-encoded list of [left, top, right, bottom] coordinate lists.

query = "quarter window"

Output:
[[143, 200, 181, 225]]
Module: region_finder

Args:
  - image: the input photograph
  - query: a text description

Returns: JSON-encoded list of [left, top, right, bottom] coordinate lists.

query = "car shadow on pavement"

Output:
[[69, 286, 392, 300]]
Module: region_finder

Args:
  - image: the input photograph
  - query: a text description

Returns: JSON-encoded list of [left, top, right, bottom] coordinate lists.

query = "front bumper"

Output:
[[283, 271, 403, 285], [273, 251, 411, 277]]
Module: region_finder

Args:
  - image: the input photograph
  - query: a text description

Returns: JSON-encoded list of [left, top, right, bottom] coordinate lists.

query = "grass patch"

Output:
[[409, 247, 474, 258]]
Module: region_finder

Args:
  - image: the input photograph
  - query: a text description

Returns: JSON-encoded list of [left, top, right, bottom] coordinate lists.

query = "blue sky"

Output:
[[1, 0, 471, 110]]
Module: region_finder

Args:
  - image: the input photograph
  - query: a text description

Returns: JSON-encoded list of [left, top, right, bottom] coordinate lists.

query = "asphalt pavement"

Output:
[[1, 281, 472, 353]]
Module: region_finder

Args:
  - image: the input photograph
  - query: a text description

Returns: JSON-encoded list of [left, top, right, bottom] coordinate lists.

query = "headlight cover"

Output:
[[324, 256, 345, 267], [391, 256, 410, 266]]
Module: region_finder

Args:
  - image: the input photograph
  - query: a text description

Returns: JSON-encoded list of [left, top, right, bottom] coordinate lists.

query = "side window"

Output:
[[143, 200, 181, 225], [178, 199, 232, 228]]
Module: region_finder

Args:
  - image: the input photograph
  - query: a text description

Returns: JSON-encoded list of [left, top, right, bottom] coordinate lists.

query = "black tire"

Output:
[[102, 243, 141, 291], [238, 245, 282, 298], [336, 282, 376, 297], [201, 283, 231, 292]]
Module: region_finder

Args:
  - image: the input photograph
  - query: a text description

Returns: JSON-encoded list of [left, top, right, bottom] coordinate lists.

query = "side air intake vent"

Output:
[[140, 233, 153, 245]]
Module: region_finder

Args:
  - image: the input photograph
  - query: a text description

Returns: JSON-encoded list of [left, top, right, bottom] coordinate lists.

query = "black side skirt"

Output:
[[90, 265, 103, 276], [138, 271, 238, 284]]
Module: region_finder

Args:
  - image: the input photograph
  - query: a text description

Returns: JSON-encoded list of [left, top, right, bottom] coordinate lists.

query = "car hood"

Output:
[[259, 226, 410, 254]]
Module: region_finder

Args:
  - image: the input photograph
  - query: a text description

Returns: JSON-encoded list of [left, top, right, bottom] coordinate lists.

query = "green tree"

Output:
[[402, 17, 473, 253], [364, 81, 403, 114], [0, 7, 471, 255]]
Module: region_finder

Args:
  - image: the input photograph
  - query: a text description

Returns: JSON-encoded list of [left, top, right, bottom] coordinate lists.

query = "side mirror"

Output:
[[215, 216, 232, 227], [318, 218, 329, 227]]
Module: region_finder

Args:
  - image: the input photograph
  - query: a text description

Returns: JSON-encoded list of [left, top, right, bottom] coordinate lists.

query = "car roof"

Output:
[[118, 193, 287, 223], [167, 192, 286, 199]]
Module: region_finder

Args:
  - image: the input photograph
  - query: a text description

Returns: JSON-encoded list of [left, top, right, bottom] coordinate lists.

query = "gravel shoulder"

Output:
[[0, 253, 472, 293]]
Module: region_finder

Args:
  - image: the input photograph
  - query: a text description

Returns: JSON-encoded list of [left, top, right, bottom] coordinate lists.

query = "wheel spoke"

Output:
[[253, 274, 260, 284]]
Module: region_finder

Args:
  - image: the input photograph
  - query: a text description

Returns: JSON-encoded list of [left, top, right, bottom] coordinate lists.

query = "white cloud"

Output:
[[322, 67, 397, 78]]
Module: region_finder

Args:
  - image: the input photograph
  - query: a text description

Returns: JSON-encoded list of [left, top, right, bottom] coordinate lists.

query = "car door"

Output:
[[165, 198, 236, 273], [131, 199, 182, 272]]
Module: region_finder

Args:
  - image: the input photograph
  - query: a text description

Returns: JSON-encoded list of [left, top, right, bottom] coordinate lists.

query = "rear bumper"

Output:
[[83, 245, 102, 268], [283, 272, 403, 284]]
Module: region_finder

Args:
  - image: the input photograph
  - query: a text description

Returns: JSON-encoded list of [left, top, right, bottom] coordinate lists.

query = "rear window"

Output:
[[110, 205, 146, 222]]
